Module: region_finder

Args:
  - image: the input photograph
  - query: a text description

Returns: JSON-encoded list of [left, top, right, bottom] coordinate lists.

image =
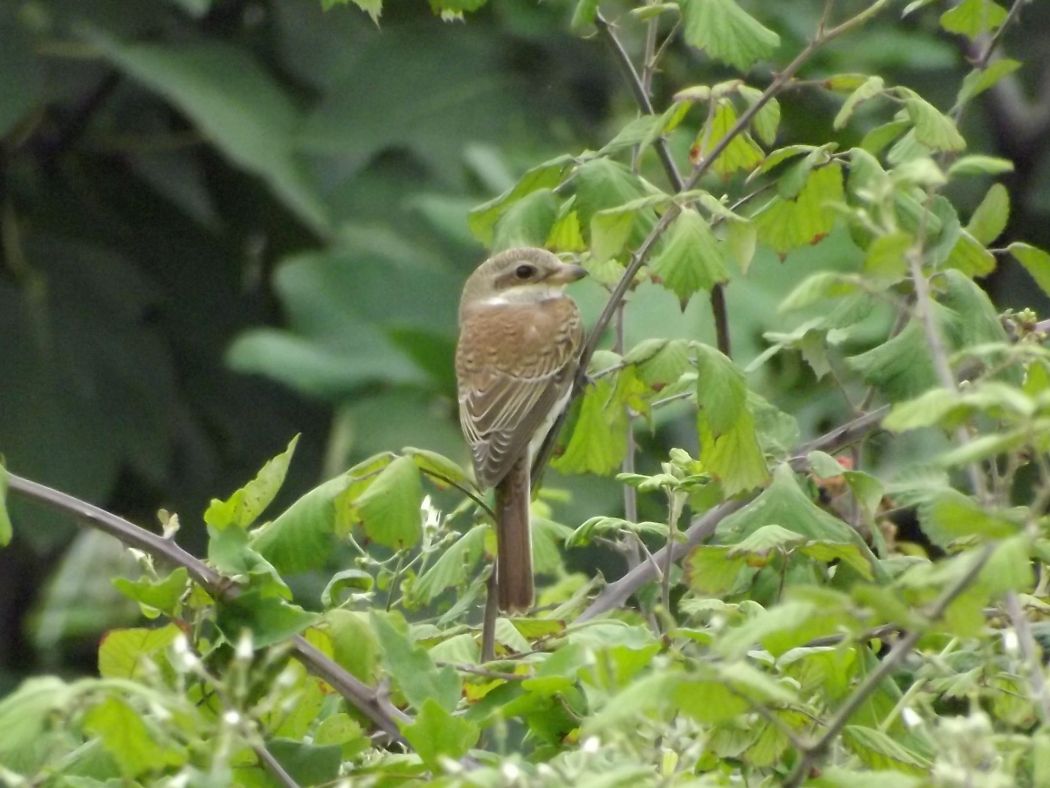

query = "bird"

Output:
[[455, 247, 586, 612]]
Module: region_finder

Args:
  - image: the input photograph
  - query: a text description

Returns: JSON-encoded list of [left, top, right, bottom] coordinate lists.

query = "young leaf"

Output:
[[401, 697, 480, 769], [554, 378, 629, 476], [345, 455, 424, 550], [650, 208, 728, 308], [738, 85, 780, 146], [940, 0, 1007, 39], [948, 154, 1015, 177], [966, 182, 1009, 245], [98, 624, 181, 679], [320, 568, 374, 607], [370, 611, 460, 712], [903, 95, 966, 152], [956, 58, 1021, 106], [112, 568, 189, 618], [491, 188, 558, 252], [83, 696, 185, 778], [693, 100, 765, 176], [253, 474, 352, 574], [680, 0, 780, 71], [1009, 242, 1050, 297], [469, 155, 572, 244], [412, 524, 486, 603], [686, 545, 752, 595], [217, 589, 319, 648], [754, 162, 845, 255], [833, 75, 884, 130], [695, 346, 768, 494], [204, 434, 300, 530]]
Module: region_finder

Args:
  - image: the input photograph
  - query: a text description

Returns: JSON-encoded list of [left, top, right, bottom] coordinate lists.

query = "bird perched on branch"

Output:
[[455, 248, 586, 612]]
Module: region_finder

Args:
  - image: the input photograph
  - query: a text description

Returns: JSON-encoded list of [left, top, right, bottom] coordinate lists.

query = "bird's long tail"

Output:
[[494, 455, 533, 612]]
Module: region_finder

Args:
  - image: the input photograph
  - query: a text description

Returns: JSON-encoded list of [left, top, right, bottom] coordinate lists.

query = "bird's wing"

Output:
[[456, 299, 582, 488]]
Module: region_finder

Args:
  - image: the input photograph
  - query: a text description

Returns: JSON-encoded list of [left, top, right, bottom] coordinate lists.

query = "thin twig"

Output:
[[1004, 591, 1050, 723], [579, 406, 889, 621], [419, 468, 495, 521], [4, 471, 411, 742], [784, 543, 997, 787], [253, 744, 300, 788]]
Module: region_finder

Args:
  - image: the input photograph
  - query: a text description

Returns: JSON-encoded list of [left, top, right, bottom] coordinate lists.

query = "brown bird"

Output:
[[455, 248, 585, 612]]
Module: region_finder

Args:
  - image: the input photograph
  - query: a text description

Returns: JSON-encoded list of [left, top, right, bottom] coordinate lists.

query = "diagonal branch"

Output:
[[4, 470, 410, 742], [577, 405, 889, 621]]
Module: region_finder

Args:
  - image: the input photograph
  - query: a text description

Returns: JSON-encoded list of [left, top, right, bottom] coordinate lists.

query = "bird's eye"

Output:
[[514, 264, 535, 279]]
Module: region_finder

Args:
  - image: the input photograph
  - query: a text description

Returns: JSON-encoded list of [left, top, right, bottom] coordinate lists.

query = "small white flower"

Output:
[[172, 634, 189, 655], [501, 762, 522, 782], [1003, 629, 1019, 654], [902, 706, 922, 728], [582, 736, 601, 754], [223, 710, 241, 726], [236, 631, 254, 660]]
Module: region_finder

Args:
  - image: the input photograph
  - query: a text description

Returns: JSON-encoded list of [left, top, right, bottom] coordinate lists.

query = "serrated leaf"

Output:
[[779, 272, 863, 312], [401, 697, 479, 769], [680, 0, 780, 71], [252, 474, 351, 574], [204, 435, 299, 530], [738, 85, 780, 146], [921, 489, 1021, 545], [686, 545, 752, 595], [403, 446, 470, 489], [546, 207, 587, 253], [371, 610, 460, 712], [729, 523, 806, 558], [650, 209, 728, 308], [946, 229, 996, 277], [83, 696, 184, 778], [323, 609, 380, 683], [217, 590, 319, 648], [693, 100, 765, 176], [554, 378, 629, 476], [320, 569, 374, 607], [834, 75, 884, 130], [468, 156, 571, 244], [940, 0, 1007, 39], [967, 183, 1009, 245], [956, 58, 1021, 106], [842, 725, 931, 774], [412, 524, 486, 603], [903, 95, 966, 152], [98, 624, 181, 679], [848, 320, 938, 401], [491, 188, 558, 252], [345, 456, 423, 550], [864, 231, 912, 280], [1009, 242, 1050, 297], [567, 516, 668, 547], [755, 163, 845, 255], [112, 568, 189, 617]]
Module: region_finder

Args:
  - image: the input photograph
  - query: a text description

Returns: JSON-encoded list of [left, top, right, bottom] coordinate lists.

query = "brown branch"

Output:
[[4, 470, 410, 742]]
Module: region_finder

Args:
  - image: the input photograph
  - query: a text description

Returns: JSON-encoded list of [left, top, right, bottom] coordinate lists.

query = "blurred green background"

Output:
[[1, 0, 1048, 689]]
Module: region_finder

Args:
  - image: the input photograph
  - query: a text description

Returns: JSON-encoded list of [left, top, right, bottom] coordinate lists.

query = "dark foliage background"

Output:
[[1, 0, 1048, 691]]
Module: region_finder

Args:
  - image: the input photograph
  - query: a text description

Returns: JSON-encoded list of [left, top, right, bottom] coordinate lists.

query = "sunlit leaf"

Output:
[[650, 209, 728, 308], [680, 0, 780, 71], [204, 435, 299, 530]]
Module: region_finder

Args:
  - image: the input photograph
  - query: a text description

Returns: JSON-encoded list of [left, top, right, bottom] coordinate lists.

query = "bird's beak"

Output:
[[548, 262, 587, 284]]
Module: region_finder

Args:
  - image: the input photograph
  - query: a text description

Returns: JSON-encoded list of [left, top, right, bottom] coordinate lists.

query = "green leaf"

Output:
[[650, 209, 728, 308], [754, 163, 844, 255], [345, 456, 424, 550], [95, 40, 329, 233], [948, 154, 1015, 177], [848, 320, 938, 401], [469, 156, 571, 245], [265, 739, 342, 785], [716, 465, 880, 574], [403, 447, 470, 489], [323, 609, 380, 683], [252, 475, 350, 575], [217, 590, 319, 648], [491, 188, 558, 252], [627, 338, 693, 391], [695, 346, 768, 495], [0, 677, 75, 773], [554, 378, 629, 476], [583, 672, 679, 733], [966, 183, 1009, 245], [401, 697, 480, 769], [371, 611, 460, 712], [842, 725, 930, 774], [834, 75, 884, 130], [98, 624, 181, 679], [940, 0, 1007, 38], [903, 94, 966, 152], [694, 100, 765, 176], [412, 524, 487, 603], [0, 461, 11, 547], [570, 0, 601, 33], [84, 697, 184, 778], [945, 230, 996, 277], [717, 599, 843, 658], [956, 58, 1021, 106], [779, 272, 863, 312], [738, 85, 780, 146], [680, 0, 780, 71], [1009, 242, 1050, 297], [686, 546, 752, 595], [729, 523, 806, 558], [204, 435, 299, 530], [812, 769, 922, 788], [112, 568, 189, 617], [864, 232, 912, 280], [921, 489, 1021, 545], [320, 569, 374, 607], [568, 516, 668, 547], [350, 0, 382, 23]]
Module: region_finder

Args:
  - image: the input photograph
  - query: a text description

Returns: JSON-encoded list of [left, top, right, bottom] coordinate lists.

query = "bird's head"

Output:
[[459, 248, 586, 319]]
